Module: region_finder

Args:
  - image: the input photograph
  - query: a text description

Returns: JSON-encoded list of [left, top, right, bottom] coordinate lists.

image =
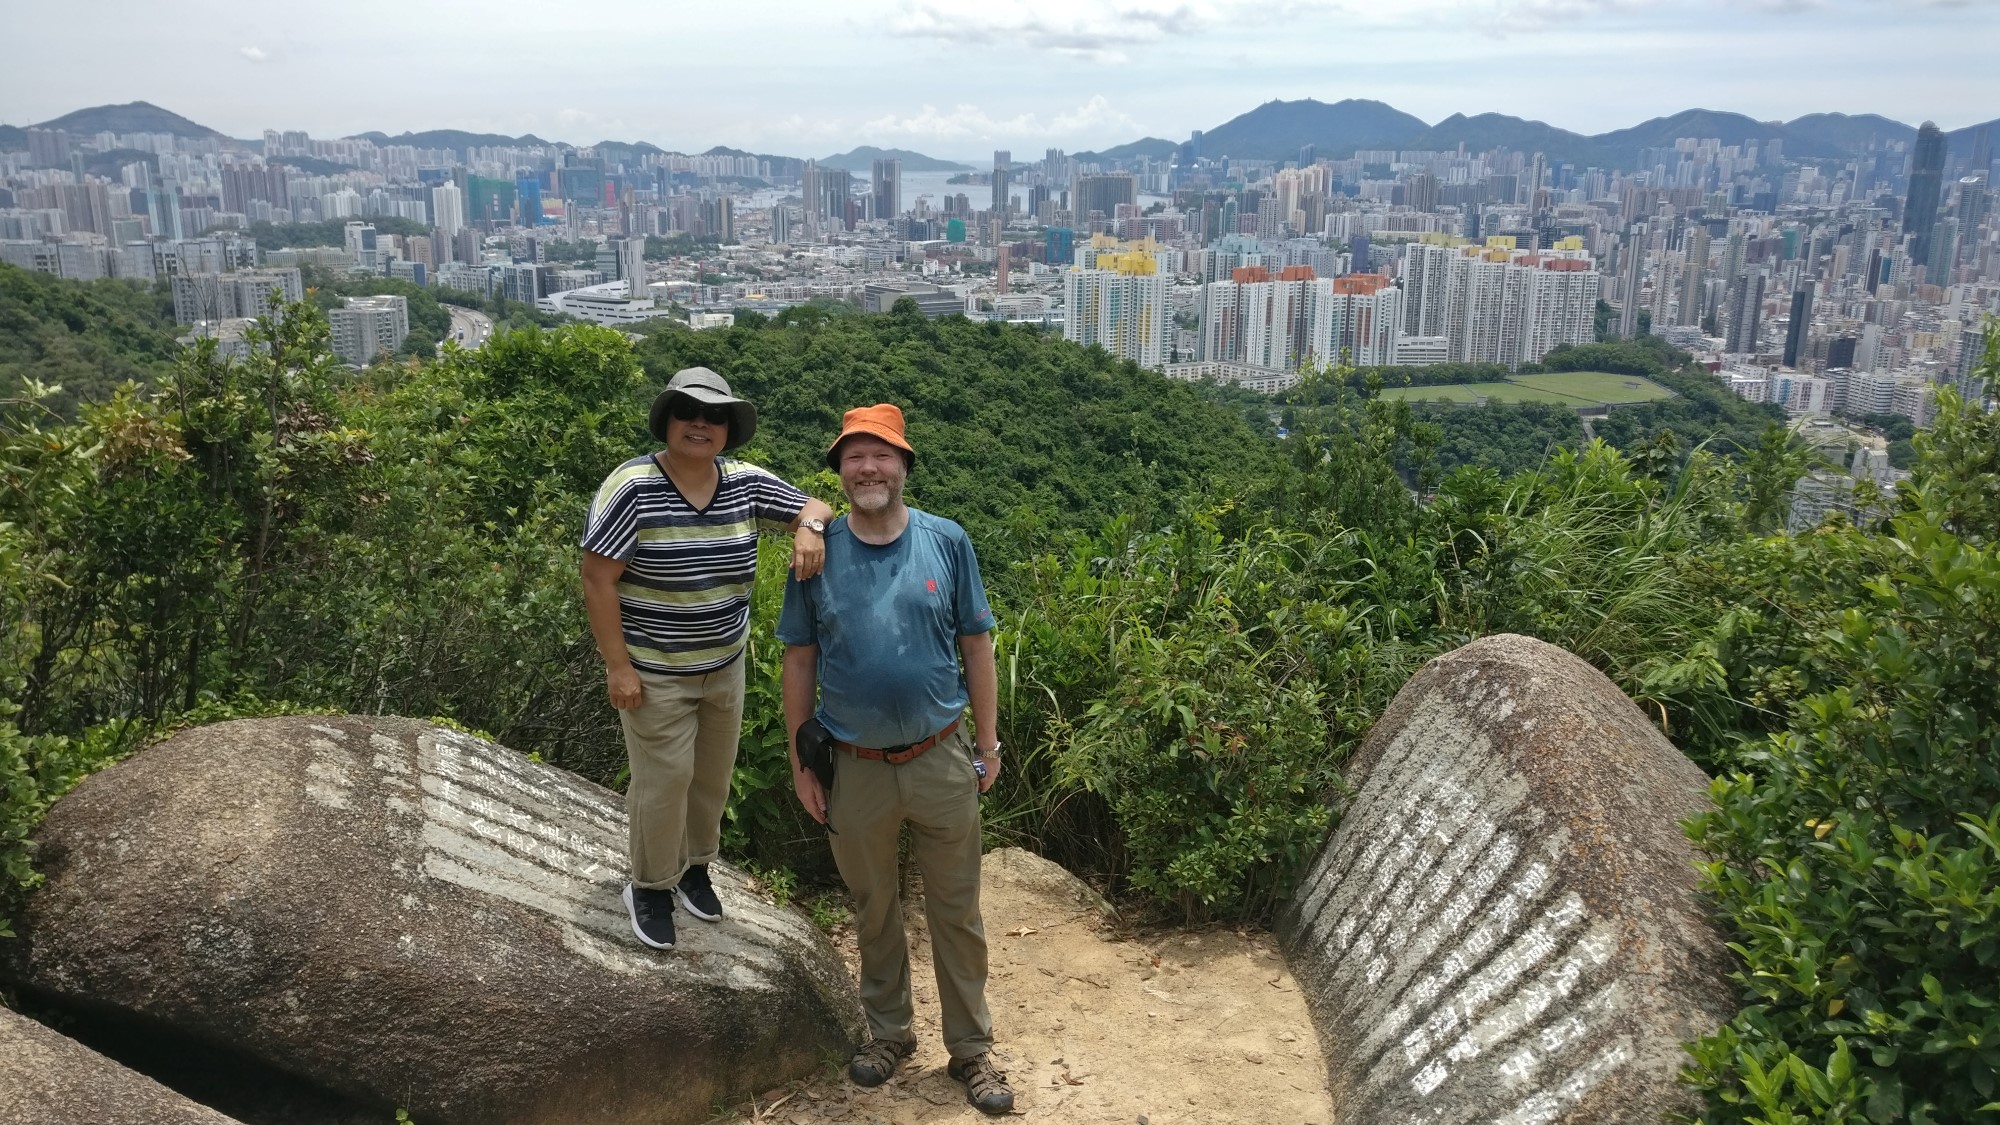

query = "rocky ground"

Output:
[[719, 848, 1334, 1124]]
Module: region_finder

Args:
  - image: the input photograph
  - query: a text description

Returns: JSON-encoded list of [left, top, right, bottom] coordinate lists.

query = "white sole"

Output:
[[676, 884, 724, 922], [623, 883, 675, 949]]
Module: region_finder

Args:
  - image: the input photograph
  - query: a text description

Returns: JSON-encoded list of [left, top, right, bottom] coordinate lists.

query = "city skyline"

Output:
[[3, 0, 1996, 159]]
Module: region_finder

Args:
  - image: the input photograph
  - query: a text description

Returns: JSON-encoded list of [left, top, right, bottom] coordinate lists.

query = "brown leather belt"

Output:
[[836, 719, 960, 764]]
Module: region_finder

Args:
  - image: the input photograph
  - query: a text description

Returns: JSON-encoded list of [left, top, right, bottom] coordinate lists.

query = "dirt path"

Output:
[[723, 848, 1333, 1124]]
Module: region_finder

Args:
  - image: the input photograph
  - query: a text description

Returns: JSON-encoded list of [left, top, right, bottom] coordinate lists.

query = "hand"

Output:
[[792, 528, 825, 580], [606, 665, 644, 710], [975, 747, 1001, 793], [793, 764, 827, 824]]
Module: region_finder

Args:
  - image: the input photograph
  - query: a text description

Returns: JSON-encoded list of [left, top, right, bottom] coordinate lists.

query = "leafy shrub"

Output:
[[1684, 387, 2000, 1123], [1005, 508, 1417, 921]]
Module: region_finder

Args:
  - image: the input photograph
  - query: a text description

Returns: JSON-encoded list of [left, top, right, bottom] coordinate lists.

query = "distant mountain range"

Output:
[[4, 99, 1995, 174], [819, 146, 972, 174], [1073, 137, 1179, 164], [20, 101, 227, 140], [1156, 98, 1999, 170], [351, 128, 554, 150]]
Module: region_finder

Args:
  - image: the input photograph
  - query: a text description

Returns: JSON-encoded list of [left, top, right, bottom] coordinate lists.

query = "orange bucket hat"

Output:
[[825, 404, 916, 470]]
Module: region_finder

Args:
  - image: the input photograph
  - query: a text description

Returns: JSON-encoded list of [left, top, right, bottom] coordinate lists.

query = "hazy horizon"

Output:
[[4, 0, 1997, 160]]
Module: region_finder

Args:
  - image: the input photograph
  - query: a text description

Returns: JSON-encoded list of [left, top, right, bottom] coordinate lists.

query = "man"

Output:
[[582, 366, 834, 952], [777, 404, 1013, 1116]]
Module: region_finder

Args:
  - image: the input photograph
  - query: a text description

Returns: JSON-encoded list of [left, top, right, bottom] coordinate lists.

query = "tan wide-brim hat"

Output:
[[648, 366, 757, 451]]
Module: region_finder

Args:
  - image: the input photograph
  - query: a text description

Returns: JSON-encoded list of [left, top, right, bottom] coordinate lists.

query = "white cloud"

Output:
[[887, 0, 1237, 60], [856, 96, 1143, 144], [239, 45, 270, 62]]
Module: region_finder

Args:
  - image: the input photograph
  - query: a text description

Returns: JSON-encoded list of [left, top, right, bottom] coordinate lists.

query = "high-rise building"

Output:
[[171, 269, 305, 324], [1045, 227, 1074, 268], [1724, 271, 1766, 355], [431, 182, 465, 245], [329, 295, 411, 366], [1968, 125, 1994, 184], [596, 235, 647, 298], [1307, 274, 1404, 368], [1618, 227, 1645, 338], [1399, 239, 1597, 368], [500, 262, 554, 304], [991, 150, 1011, 215], [515, 177, 544, 226], [1783, 287, 1814, 368], [871, 157, 901, 221], [1955, 324, 1993, 405], [345, 221, 379, 272], [1064, 247, 1166, 369], [1075, 175, 1137, 227], [221, 165, 290, 215], [1401, 238, 1454, 338], [1679, 227, 1710, 328], [1958, 175, 1990, 241], [1905, 122, 1948, 268], [801, 162, 852, 233], [1928, 217, 1959, 278], [1406, 172, 1439, 214], [1198, 267, 1404, 370]]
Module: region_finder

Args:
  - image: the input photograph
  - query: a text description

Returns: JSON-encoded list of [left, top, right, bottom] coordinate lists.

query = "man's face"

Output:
[[837, 435, 908, 514]]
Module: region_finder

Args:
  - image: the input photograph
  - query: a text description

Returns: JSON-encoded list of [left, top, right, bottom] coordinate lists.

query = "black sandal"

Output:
[[847, 1038, 916, 1087], [947, 1053, 1015, 1115]]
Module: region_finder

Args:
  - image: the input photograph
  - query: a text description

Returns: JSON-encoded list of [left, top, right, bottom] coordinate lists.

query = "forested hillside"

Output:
[[3, 293, 1996, 1122], [634, 302, 1277, 564], [0, 265, 178, 415]]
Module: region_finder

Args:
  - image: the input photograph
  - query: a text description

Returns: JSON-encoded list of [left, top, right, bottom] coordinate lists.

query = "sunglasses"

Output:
[[668, 398, 732, 427]]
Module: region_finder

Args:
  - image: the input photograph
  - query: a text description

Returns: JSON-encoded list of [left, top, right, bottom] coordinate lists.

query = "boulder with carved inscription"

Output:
[[5, 716, 863, 1125], [1277, 633, 1737, 1125]]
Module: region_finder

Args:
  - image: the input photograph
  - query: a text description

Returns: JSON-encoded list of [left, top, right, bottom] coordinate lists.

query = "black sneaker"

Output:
[[676, 864, 723, 922], [947, 1054, 1015, 1115], [623, 883, 676, 949]]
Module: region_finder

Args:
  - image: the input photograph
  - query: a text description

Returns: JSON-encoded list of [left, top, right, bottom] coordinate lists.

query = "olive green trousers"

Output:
[[618, 659, 744, 890], [827, 725, 994, 1060]]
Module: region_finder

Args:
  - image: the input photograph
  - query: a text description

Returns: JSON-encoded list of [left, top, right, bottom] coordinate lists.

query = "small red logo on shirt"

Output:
[[926, 579, 938, 592]]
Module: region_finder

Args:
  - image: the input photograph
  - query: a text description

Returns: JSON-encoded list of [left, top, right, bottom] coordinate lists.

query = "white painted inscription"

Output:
[[1288, 695, 1636, 1124], [298, 722, 824, 984]]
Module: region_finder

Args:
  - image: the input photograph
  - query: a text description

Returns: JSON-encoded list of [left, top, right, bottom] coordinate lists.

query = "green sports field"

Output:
[[1506, 371, 1676, 404], [1375, 371, 1673, 410]]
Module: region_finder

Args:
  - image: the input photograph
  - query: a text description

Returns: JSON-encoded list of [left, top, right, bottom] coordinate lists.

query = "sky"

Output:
[[4, 0, 1997, 161]]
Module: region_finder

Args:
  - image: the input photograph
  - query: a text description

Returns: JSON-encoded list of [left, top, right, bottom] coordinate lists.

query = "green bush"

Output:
[[1684, 388, 2000, 1123]]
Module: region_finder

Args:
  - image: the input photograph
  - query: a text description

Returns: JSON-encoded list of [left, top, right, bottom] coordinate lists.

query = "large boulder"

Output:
[[6, 716, 863, 1125], [1277, 634, 1737, 1125], [0, 1005, 247, 1125]]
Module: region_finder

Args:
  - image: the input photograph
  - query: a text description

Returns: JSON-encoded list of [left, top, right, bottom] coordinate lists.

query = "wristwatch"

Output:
[[977, 741, 1002, 757], [799, 517, 827, 534]]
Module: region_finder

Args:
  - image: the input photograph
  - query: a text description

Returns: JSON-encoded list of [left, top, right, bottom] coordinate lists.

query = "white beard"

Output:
[[846, 481, 902, 513]]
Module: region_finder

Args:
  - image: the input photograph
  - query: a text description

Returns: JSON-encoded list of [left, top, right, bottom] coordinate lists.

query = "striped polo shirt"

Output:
[[581, 454, 808, 675]]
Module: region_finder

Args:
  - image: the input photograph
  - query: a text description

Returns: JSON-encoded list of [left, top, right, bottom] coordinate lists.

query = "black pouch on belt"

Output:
[[796, 717, 837, 794]]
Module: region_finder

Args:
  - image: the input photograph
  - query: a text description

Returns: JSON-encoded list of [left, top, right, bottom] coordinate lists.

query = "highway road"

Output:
[[446, 305, 494, 351]]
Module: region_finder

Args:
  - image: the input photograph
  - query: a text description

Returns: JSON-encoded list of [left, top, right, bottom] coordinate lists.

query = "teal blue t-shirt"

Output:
[[776, 509, 994, 748]]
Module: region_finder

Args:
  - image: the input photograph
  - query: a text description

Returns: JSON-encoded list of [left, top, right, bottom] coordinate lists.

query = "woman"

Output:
[[580, 365, 835, 950]]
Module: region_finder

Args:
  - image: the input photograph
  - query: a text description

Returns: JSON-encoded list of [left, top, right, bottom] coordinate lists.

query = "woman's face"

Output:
[[665, 396, 730, 458]]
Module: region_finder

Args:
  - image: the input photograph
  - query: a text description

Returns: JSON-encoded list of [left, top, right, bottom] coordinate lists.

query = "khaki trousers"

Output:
[[619, 658, 745, 890], [828, 725, 993, 1059]]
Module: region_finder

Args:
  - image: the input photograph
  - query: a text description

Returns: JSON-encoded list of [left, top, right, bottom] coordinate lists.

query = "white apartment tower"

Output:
[[1400, 240, 1600, 370], [1064, 249, 1167, 370], [329, 295, 410, 367], [1200, 268, 1403, 371], [431, 183, 465, 244]]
